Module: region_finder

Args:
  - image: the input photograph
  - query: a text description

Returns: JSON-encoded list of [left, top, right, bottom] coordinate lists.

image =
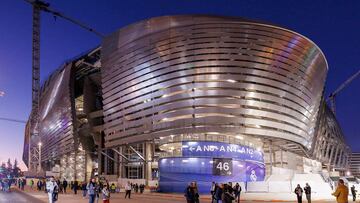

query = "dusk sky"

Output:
[[0, 0, 359, 170]]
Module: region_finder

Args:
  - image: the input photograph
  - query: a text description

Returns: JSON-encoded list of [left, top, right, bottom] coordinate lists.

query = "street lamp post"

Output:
[[38, 142, 42, 172]]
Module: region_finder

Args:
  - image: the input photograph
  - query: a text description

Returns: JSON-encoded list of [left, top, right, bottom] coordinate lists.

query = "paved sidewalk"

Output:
[[17, 186, 338, 203], [0, 189, 42, 203]]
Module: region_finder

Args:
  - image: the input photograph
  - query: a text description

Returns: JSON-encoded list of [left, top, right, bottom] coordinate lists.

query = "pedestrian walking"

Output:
[[46, 177, 59, 203], [17, 179, 20, 189], [124, 181, 132, 199], [135, 183, 139, 193], [43, 179, 46, 191], [294, 184, 303, 203], [37, 179, 43, 191], [30, 179, 34, 190], [304, 183, 311, 203], [184, 183, 195, 203], [62, 179, 68, 194], [233, 183, 242, 203], [95, 180, 102, 203], [102, 185, 110, 203], [139, 184, 144, 194], [211, 182, 216, 203], [215, 184, 223, 203], [73, 180, 79, 195], [332, 179, 349, 203], [351, 185, 357, 201], [21, 178, 25, 190], [87, 178, 97, 203], [82, 181, 87, 198], [193, 182, 200, 203]]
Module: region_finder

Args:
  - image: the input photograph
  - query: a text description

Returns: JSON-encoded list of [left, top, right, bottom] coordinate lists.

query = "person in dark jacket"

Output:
[[73, 180, 79, 195], [81, 181, 87, 198], [304, 183, 311, 203], [184, 183, 195, 203], [193, 182, 200, 203], [210, 182, 217, 203], [234, 183, 242, 203], [351, 185, 357, 201], [215, 184, 223, 203], [62, 179, 68, 194], [37, 179, 43, 191], [294, 184, 304, 203]]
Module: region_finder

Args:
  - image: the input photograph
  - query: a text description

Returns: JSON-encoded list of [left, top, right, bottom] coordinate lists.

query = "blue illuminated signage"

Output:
[[182, 141, 264, 163]]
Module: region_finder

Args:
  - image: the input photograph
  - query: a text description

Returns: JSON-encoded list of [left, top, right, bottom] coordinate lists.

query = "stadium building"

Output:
[[23, 15, 350, 193]]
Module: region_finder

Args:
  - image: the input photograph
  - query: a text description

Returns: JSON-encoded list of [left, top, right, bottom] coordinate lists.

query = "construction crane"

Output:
[[24, 0, 104, 172], [327, 69, 360, 115], [0, 91, 26, 123], [0, 117, 27, 124]]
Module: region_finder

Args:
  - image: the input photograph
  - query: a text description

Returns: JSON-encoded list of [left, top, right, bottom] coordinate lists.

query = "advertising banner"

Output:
[[159, 157, 265, 193]]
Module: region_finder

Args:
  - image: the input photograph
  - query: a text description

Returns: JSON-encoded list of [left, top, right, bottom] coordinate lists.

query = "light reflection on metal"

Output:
[[41, 70, 64, 120]]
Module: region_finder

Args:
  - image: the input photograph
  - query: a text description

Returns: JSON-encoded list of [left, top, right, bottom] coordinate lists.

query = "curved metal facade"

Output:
[[101, 15, 328, 151], [38, 64, 75, 161]]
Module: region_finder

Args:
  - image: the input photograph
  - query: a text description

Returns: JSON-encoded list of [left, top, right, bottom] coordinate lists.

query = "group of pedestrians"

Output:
[[45, 177, 112, 203], [17, 178, 26, 190], [184, 181, 200, 203], [211, 182, 242, 203], [294, 183, 312, 203], [0, 178, 13, 192], [123, 181, 146, 199], [294, 179, 356, 203], [184, 181, 242, 203], [84, 178, 111, 203]]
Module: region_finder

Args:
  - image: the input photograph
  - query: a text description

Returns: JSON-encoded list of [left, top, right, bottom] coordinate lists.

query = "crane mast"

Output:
[[25, 0, 103, 172], [29, 1, 44, 172]]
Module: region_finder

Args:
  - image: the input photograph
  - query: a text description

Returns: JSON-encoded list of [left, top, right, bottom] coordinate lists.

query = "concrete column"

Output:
[[104, 150, 108, 175], [98, 148, 103, 175], [280, 149, 283, 167], [85, 152, 92, 181], [328, 144, 335, 169], [118, 146, 124, 178], [113, 148, 119, 176], [325, 141, 331, 161], [318, 137, 325, 160], [334, 145, 340, 166], [342, 153, 348, 168], [269, 141, 273, 175], [337, 150, 343, 167], [145, 142, 153, 185]]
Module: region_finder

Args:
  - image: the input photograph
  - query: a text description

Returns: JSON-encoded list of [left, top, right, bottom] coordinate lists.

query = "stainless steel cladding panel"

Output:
[[38, 64, 75, 161], [101, 15, 328, 150]]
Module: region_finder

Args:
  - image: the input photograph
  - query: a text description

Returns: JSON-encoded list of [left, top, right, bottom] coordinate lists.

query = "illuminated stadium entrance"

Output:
[[158, 140, 265, 193]]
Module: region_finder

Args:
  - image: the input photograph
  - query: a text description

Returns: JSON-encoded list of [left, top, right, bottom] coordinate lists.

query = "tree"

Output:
[[0, 162, 6, 178], [6, 158, 12, 170], [13, 159, 18, 169], [12, 159, 20, 177], [6, 158, 12, 175]]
